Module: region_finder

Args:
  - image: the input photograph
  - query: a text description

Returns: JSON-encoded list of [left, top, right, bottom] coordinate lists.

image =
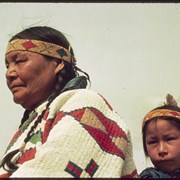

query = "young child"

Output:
[[140, 94, 180, 178]]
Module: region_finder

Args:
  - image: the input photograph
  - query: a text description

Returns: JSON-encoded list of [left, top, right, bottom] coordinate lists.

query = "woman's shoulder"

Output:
[[53, 89, 110, 106], [48, 88, 129, 133], [62, 88, 102, 97], [50, 88, 113, 112]]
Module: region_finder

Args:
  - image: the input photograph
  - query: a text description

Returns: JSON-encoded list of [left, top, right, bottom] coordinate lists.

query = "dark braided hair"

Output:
[[142, 94, 180, 157], [1, 26, 90, 173]]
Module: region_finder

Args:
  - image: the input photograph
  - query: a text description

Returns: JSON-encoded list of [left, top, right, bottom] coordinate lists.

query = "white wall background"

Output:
[[0, 3, 180, 174]]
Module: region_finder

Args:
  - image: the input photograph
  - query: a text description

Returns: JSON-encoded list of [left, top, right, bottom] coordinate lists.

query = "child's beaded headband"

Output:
[[6, 39, 76, 65], [143, 109, 180, 127]]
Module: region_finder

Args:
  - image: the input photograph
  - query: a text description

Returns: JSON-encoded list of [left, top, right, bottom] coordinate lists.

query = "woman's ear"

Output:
[[55, 61, 65, 75]]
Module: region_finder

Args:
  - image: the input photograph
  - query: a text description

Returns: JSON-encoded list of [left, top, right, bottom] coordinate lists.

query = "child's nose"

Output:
[[158, 142, 168, 158]]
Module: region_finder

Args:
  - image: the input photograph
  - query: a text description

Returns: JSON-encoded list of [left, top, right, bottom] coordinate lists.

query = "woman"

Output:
[[0, 26, 137, 178]]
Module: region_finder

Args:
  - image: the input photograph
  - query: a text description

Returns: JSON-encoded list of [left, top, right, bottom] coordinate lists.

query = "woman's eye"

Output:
[[16, 59, 26, 64]]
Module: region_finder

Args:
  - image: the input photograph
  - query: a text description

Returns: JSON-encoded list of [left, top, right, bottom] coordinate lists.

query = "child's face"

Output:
[[145, 119, 180, 173]]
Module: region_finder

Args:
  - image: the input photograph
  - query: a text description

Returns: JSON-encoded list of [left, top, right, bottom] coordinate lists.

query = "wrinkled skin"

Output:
[[5, 51, 64, 110]]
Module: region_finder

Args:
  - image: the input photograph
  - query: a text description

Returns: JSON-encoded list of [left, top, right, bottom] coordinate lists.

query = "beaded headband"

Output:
[[6, 39, 76, 65], [143, 109, 180, 127]]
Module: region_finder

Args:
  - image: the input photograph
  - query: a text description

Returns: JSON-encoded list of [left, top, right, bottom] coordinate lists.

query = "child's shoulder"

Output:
[[140, 167, 171, 179]]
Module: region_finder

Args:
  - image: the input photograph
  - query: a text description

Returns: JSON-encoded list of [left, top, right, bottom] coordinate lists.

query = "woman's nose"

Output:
[[6, 64, 17, 80], [158, 142, 168, 158]]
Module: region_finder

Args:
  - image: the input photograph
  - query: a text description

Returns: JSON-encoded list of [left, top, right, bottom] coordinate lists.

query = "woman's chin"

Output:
[[13, 96, 25, 106], [13, 94, 29, 108]]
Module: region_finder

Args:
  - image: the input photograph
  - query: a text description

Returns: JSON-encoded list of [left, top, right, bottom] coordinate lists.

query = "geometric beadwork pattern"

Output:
[[65, 159, 99, 177], [6, 39, 74, 64], [70, 107, 127, 159], [143, 109, 180, 127], [64, 161, 83, 178], [85, 159, 99, 177], [0, 90, 138, 178]]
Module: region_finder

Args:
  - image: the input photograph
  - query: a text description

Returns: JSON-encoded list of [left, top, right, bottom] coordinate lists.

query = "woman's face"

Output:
[[145, 119, 180, 173], [5, 51, 61, 110]]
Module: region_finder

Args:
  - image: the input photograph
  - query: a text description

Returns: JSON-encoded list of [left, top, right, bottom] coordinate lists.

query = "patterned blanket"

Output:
[[0, 89, 137, 178]]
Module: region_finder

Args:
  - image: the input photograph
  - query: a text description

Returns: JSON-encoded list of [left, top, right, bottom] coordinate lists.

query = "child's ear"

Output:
[[55, 61, 64, 75]]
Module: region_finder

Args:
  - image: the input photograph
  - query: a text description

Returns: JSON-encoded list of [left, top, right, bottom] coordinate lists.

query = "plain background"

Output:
[[0, 3, 180, 174]]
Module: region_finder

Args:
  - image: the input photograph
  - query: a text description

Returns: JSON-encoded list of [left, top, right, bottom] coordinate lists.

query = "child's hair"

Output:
[[142, 94, 180, 156]]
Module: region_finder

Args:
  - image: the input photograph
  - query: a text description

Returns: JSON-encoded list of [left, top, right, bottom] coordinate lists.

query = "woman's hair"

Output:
[[142, 94, 180, 156], [11, 26, 90, 125], [9, 26, 90, 94], [1, 26, 90, 172]]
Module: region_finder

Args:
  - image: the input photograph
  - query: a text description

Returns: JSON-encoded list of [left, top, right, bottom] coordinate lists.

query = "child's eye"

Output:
[[166, 137, 176, 141], [147, 140, 158, 145]]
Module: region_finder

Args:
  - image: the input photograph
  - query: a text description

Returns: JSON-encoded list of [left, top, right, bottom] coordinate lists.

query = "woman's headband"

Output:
[[142, 109, 180, 127], [6, 39, 76, 65]]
